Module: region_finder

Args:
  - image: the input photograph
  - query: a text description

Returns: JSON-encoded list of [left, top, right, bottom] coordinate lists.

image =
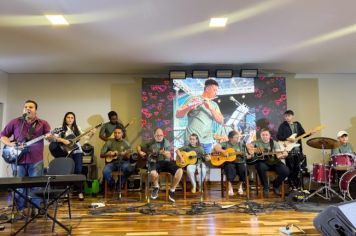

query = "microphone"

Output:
[[22, 110, 30, 119]]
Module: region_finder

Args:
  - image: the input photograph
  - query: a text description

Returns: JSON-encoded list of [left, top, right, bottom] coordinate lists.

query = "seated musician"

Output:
[[251, 128, 289, 197], [214, 130, 250, 196], [137, 128, 183, 202], [99, 111, 125, 141], [100, 126, 134, 191], [332, 131, 354, 155], [176, 133, 209, 193]]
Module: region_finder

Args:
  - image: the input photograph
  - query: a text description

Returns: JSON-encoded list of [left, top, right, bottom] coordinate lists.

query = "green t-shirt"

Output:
[[331, 143, 354, 155], [179, 145, 205, 163], [183, 95, 221, 143], [142, 138, 171, 162], [99, 121, 125, 139], [220, 141, 245, 163], [253, 140, 282, 165], [100, 139, 131, 155]]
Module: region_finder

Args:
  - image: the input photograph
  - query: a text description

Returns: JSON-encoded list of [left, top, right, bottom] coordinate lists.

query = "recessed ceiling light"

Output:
[[45, 15, 69, 25], [209, 18, 227, 27]]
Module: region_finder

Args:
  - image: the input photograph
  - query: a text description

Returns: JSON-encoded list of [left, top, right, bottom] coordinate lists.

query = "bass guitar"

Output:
[[2, 128, 63, 164], [210, 148, 245, 166], [176, 151, 198, 168], [278, 125, 325, 151], [49, 123, 102, 158]]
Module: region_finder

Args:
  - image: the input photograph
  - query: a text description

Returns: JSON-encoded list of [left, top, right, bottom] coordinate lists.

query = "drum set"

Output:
[[305, 137, 356, 202]]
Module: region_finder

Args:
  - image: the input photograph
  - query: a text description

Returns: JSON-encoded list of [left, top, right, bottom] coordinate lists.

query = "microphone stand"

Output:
[[10, 116, 27, 223], [126, 153, 161, 215], [240, 154, 256, 215]]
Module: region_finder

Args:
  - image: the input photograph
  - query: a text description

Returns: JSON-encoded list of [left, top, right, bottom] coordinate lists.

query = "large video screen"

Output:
[[141, 77, 287, 154]]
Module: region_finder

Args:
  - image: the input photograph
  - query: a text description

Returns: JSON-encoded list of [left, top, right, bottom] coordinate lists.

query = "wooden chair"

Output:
[[256, 170, 285, 200], [182, 169, 207, 199], [104, 171, 128, 200], [220, 169, 250, 199], [159, 172, 172, 201]]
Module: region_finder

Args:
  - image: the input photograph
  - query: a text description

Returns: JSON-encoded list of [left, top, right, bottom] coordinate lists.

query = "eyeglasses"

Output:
[[155, 134, 164, 137]]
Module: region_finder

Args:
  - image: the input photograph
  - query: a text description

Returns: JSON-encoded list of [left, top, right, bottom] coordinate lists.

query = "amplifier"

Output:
[[127, 175, 141, 191]]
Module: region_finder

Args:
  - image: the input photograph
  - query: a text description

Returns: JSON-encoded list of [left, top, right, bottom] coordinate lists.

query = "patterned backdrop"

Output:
[[141, 77, 287, 152]]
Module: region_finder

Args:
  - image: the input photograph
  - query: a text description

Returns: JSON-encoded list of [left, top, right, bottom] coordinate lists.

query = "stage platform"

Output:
[[0, 186, 323, 236]]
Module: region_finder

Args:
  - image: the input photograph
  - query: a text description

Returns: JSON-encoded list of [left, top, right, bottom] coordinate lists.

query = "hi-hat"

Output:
[[307, 137, 340, 149]]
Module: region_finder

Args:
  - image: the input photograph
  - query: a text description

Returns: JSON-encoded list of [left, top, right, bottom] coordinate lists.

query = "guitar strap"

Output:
[[25, 121, 38, 141], [269, 139, 274, 152]]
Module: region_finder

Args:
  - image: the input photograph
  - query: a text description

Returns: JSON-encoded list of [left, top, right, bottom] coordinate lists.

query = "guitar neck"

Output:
[[71, 123, 102, 143], [293, 125, 325, 143], [25, 134, 46, 146]]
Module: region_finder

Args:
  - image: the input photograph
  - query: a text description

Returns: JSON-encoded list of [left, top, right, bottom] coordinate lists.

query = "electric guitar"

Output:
[[2, 128, 63, 164], [278, 125, 325, 151], [176, 151, 198, 168], [49, 123, 102, 158], [210, 148, 245, 166]]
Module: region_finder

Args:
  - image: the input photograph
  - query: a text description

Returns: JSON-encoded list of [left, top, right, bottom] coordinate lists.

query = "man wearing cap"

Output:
[[176, 79, 224, 153], [277, 110, 309, 190], [332, 131, 354, 155]]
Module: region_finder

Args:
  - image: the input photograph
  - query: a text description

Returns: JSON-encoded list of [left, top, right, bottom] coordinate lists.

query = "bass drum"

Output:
[[339, 169, 356, 200]]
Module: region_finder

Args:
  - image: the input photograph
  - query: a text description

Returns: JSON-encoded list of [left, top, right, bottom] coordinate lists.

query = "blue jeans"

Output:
[[202, 143, 213, 154], [11, 161, 44, 210], [71, 152, 83, 192], [103, 160, 134, 188]]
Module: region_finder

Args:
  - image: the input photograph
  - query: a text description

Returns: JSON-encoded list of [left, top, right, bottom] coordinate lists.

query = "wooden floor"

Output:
[[0, 188, 322, 236]]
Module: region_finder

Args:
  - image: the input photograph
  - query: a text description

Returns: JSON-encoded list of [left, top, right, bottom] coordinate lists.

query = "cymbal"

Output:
[[307, 137, 340, 149]]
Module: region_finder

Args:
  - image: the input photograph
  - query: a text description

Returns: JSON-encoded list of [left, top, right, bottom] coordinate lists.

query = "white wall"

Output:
[[0, 70, 9, 177], [5, 74, 142, 179]]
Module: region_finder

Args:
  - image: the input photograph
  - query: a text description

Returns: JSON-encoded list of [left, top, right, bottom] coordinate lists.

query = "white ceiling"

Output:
[[1, 0, 356, 74]]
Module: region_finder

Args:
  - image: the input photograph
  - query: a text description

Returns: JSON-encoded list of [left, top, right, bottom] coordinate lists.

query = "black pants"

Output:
[[255, 161, 290, 191], [224, 162, 247, 182], [285, 152, 304, 188]]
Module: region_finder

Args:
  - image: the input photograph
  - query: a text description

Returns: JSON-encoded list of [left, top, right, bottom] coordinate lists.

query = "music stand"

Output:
[[303, 137, 344, 202]]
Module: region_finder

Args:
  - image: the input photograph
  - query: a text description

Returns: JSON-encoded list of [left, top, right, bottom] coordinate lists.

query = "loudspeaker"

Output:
[[314, 200, 356, 236]]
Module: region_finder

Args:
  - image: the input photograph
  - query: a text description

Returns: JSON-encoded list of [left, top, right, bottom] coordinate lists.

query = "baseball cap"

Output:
[[337, 130, 348, 138]]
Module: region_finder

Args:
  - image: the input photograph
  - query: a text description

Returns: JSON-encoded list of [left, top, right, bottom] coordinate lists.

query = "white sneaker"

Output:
[[238, 185, 244, 195]]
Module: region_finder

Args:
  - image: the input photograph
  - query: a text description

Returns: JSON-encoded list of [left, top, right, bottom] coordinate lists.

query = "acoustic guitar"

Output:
[[210, 148, 245, 166], [49, 123, 102, 158], [104, 149, 134, 163], [246, 148, 288, 165], [176, 151, 198, 168]]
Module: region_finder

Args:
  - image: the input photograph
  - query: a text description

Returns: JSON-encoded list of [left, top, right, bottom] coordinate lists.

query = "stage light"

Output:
[[216, 69, 233, 78], [45, 15, 69, 25], [240, 69, 258, 78], [209, 18, 228, 27], [169, 71, 186, 79], [192, 70, 209, 78]]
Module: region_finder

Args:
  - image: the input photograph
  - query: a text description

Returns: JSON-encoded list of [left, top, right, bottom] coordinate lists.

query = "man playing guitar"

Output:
[[252, 128, 289, 198], [277, 110, 311, 190], [137, 128, 183, 202], [100, 126, 134, 191], [0, 100, 52, 215], [99, 111, 125, 142]]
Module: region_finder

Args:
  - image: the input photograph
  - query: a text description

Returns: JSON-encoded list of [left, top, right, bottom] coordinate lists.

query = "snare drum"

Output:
[[339, 169, 356, 200], [331, 154, 355, 170], [312, 163, 333, 183]]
